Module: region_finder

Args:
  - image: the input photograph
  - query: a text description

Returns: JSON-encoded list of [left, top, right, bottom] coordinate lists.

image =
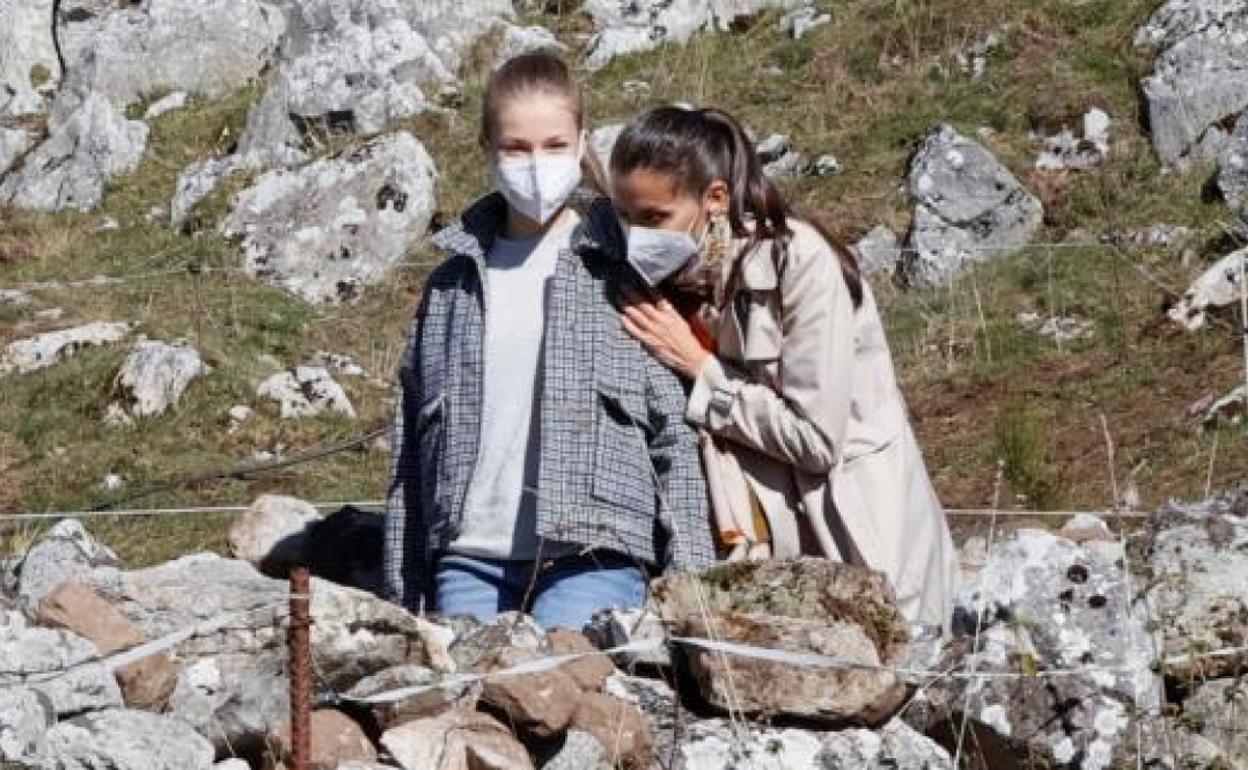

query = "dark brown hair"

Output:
[[480, 51, 608, 194], [609, 105, 863, 308]]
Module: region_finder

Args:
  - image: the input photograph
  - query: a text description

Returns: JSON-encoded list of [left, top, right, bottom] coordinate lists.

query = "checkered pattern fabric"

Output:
[[383, 193, 714, 612]]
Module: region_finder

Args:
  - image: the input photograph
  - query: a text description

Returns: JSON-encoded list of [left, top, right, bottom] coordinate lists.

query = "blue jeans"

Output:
[[434, 550, 648, 630]]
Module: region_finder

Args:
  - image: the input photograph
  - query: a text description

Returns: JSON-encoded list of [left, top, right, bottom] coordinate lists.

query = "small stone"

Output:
[[542, 729, 613, 770], [34, 307, 64, 321], [549, 628, 616, 692], [228, 404, 253, 423], [778, 5, 831, 39], [570, 692, 655, 769], [1168, 248, 1247, 331], [622, 79, 651, 96], [755, 133, 791, 163], [257, 366, 356, 419], [97, 216, 120, 232], [345, 664, 473, 729], [449, 611, 547, 670], [100, 473, 125, 491], [227, 494, 321, 569], [584, 606, 671, 668], [312, 350, 367, 378], [268, 709, 377, 769], [478, 646, 582, 738], [380, 710, 533, 770], [808, 153, 841, 176], [111, 338, 210, 419], [0, 289, 33, 306], [1060, 513, 1114, 543], [144, 91, 189, 120]]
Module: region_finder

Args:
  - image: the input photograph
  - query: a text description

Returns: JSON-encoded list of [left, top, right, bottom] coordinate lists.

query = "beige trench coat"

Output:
[[686, 219, 958, 630]]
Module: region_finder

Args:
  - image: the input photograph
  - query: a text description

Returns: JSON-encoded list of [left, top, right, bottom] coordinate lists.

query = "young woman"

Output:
[[611, 106, 957, 631], [382, 54, 714, 630]]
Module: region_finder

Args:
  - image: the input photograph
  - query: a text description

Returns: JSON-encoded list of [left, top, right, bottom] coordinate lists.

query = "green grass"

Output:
[[3, 0, 1247, 565]]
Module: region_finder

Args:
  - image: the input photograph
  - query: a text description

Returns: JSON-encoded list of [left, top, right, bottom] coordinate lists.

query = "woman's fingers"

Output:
[[623, 303, 662, 333], [621, 313, 658, 347]]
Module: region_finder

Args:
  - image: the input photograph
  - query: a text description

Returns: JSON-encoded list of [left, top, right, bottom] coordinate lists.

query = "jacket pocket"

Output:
[[590, 383, 657, 513]]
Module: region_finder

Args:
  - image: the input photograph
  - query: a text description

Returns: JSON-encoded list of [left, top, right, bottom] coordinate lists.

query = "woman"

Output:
[[383, 55, 714, 629], [611, 106, 957, 631]]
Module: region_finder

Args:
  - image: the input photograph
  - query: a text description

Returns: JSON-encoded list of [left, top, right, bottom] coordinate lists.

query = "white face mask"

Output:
[[625, 218, 707, 288], [493, 138, 584, 226]]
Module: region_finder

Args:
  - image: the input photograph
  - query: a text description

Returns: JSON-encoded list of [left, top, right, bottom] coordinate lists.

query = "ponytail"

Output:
[[610, 105, 863, 308]]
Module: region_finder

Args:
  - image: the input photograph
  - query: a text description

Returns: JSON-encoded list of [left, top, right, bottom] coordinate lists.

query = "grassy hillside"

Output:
[[1, 0, 1245, 565]]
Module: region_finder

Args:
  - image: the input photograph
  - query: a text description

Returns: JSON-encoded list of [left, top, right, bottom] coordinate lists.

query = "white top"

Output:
[[448, 211, 579, 560]]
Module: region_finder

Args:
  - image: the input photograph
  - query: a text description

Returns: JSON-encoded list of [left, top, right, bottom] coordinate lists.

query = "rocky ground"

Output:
[[2, 489, 1247, 769]]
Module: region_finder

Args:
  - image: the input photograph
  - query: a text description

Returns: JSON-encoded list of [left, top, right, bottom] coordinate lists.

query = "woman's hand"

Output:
[[621, 295, 713, 380]]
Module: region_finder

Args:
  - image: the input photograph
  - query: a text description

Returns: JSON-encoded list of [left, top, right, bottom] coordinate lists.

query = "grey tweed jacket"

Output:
[[383, 192, 714, 611]]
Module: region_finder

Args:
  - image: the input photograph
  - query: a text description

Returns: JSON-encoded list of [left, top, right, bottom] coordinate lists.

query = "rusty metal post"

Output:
[[288, 566, 311, 770]]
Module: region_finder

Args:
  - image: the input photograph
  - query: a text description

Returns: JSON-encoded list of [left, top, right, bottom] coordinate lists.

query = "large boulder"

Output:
[[6, 518, 120, 612], [0, 90, 147, 212], [0, 125, 33, 176], [0, 610, 124, 717], [231, 0, 446, 167], [1218, 113, 1248, 212], [910, 528, 1157, 770], [170, 0, 508, 226], [45, 709, 215, 770], [165, 648, 289, 757], [1141, 508, 1248, 681], [55, 0, 284, 113], [0, 0, 59, 118], [901, 124, 1043, 288], [1135, 0, 1248, 167], [654, 559, 910, 726], [0, 321, 133, 377], [673, 717, 952, 770], [583, 0, 803, 71], [409, 0, 514, 75], [220, 131, 437, 304], [0, 686, 53, 766], [36, 581, 178, 711], [1180, 677, 1248, 765]]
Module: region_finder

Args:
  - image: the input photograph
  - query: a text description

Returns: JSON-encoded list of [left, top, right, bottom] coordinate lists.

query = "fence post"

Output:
[[289, 566, 311, 770]]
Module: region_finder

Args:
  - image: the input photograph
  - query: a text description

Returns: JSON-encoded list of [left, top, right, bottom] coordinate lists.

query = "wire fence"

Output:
[[3, 222, 1247, 766]]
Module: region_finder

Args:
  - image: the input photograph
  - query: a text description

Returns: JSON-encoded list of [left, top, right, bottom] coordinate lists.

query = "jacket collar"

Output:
[[431, 189, 623, 263]]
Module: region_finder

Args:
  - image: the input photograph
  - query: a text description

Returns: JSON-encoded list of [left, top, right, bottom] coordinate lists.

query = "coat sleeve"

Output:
[[383, 285, 435, 613], [644, 354, 716, 572], [685, 227, 856, 475]]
